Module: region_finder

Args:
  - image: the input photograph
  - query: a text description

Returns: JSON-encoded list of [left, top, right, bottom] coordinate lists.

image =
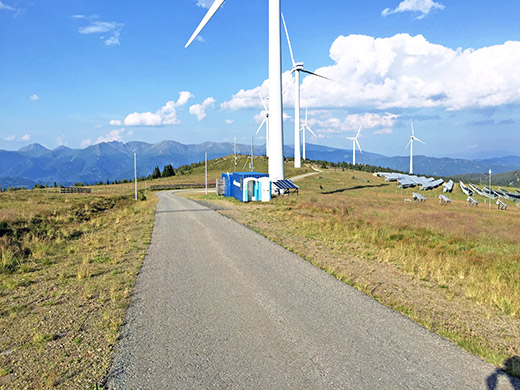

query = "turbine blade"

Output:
[[260, 94, 268, 112], [411, 119, 414, 137], [256, 117, 266, 134], [415, 137, 426, 145], [346, 137, 355, 141], [356, 125, 362, 138], [281, 13, 296, 68], [406, 139, 411, 149], [301, 69, 335, 82], [356, 139, 362, 154], [306, 125, 317, 137], [185, 0, 225, 48]]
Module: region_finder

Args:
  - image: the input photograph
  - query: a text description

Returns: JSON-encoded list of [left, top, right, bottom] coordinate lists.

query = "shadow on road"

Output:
[[321, 183, 389, 195], [486, 356, 520, 390]]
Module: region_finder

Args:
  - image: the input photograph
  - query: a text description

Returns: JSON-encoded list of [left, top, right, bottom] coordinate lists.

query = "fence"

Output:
[[59, 187, 92, 194]]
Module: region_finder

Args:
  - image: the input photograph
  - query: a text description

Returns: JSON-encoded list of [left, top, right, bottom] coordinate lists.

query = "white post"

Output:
[[205, 152, 208, 195], [489, 169, 492, 210], [134, 152, 137, 201], [294, 70, 301, 168], [302, 126, 306, 160], [251, 136, 254, 171], [268, 0, 284, 181], [234, 136, 237, 172], [353, 141, 356, 165]]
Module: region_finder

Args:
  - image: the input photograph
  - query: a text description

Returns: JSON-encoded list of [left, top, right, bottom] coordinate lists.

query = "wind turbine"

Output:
[[281, 13, 332, 169], [255, 95, 270, 157], [185, 0, 285, 181], [406, 119, 425, 174], [300, 108, 316, 160], [347, 126, 362, 165]]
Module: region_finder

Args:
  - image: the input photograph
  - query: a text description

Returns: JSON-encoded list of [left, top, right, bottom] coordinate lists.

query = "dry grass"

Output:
[[185, 167, 520, 374], [0, 184, 156, 389]]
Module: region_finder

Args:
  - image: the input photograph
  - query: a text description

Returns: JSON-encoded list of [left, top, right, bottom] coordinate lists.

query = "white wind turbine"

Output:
[[255, 95, 270, 157], [347, 126, 362, 165], [406, 119, 425, 174], [281, 13, 332, 168], [300, 108, 316, 160], [185, 0, 285, 181]]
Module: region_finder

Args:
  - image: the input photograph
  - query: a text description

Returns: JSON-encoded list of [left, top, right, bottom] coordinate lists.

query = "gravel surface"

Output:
[[106, 191, 518, 389]]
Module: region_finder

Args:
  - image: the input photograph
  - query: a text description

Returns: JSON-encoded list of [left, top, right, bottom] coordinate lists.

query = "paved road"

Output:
[[106, 192, 518, 389]]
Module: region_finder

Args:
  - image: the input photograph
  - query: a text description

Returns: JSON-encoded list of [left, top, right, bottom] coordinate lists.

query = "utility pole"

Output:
[[205, 152, 208, 195], [251, 136, 254, 171], [234, 136, 237, 172], [489, 169, 492, 210], [134, 152, 137, 201]]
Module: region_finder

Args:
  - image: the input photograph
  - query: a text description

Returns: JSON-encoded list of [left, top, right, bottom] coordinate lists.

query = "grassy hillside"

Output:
[[0, 183, 156, 388], [185, 166, 520, 377]]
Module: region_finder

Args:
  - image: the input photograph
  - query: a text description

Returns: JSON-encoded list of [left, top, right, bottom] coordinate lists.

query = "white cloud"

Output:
[[21, 134, 31, 141], [75, 17, 123, 46], [225, 119, 234, 125], [109, 119, 122, 126], [196, 0, 214, 8], [56, 136, 66, 146], [189, 97, 215, 121], [29, 94, 39, 101], [382, 0, 444, 19], [223, 34, 520, 112], [5, 134, 32, 141], [122, 91, 194, 126], [373, 128, 393, 135], [81, 139, 92, 148], [4, 135, 15, 141], [0, 2, 15, 11], [196, 36, 205, 43], [309, 112, 399, 136], [96, 128, 124, 144]]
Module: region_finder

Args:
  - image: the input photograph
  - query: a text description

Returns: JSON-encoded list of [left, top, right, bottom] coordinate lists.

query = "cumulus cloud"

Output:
[[382, 0, 444, 19], [4, 135, 15, 141], [5, 134, 32, 141], [81, 139, 92, 148], [225, 119, 234, 125], [96, 128, 124, 144], [21, 134, 31, 141], [56, 136, 66, 146], [29, 94, 39, 101], [120, 91, 194, 126], [196, 0, 214, 8], [309, 112, 399, 137], [74, 16, 123, 46], [189, 97, 215, 121], [223, 33, 520, 112], [0, 1, 15, 11], [109, 119, 122, 126]]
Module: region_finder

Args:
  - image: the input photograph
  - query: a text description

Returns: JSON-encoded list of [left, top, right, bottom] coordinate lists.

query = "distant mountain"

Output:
[[0, 141, 519, 188]]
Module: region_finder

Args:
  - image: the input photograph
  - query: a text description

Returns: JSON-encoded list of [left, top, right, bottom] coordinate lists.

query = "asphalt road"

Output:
[[106, 191, 518, 389]]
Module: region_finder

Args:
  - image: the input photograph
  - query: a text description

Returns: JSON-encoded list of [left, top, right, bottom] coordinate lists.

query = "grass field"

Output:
[[0, 184, 156, 389], [185, 165, 520, 377]]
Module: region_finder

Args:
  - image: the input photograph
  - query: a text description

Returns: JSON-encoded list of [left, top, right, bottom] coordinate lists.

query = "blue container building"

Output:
[[221, 172, 269, 202]]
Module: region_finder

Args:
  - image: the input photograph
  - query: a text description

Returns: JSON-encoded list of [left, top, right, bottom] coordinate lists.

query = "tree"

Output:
[[152, 166, 161, 179], [161, 164, 175, 178]]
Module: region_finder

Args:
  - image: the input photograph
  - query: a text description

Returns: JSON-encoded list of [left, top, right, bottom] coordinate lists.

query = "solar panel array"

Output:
[[375, 172, 444, 190], [273, 180, 299, 190]]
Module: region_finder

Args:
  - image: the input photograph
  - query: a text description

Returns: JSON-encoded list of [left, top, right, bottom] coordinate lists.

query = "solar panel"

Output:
[[273, 180, 298, 190]]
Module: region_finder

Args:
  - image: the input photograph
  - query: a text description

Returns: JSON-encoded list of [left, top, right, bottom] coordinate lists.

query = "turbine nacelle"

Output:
[[292, 62, 304, 73]]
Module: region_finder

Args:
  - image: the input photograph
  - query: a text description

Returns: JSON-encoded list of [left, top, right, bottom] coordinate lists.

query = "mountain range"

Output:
[[1, 140, 519, 188]]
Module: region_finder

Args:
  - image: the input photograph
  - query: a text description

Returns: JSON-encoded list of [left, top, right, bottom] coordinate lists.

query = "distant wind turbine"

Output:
[[256, 95, 270, 157], [185, 0, 285, 181], [300, 108, 316, 160], [347, 126, 362, 165], [406, 120, 425, 174], [281, 13, 333, 169]]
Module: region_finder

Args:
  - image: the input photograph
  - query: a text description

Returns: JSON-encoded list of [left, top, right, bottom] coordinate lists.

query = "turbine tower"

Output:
[[281, 13, 332, 168], [256, 95, 270, 157], [185, 0, 285, 181], [300, 108, 316, 160], [406, 119, 425, 174], [347, 126, 362, 165]]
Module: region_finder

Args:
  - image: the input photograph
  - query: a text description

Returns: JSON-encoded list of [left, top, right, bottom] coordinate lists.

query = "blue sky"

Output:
[[1, 0, 519, 158]]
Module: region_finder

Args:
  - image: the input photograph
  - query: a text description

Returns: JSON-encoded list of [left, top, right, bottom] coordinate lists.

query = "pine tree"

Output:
[[161, 164, 175, 178], [152, 166, 161, 179]]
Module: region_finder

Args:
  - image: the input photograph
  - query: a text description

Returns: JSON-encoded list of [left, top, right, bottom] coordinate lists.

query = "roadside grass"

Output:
[[0, 184, 156, 389], [185, 167, 520, 376]]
